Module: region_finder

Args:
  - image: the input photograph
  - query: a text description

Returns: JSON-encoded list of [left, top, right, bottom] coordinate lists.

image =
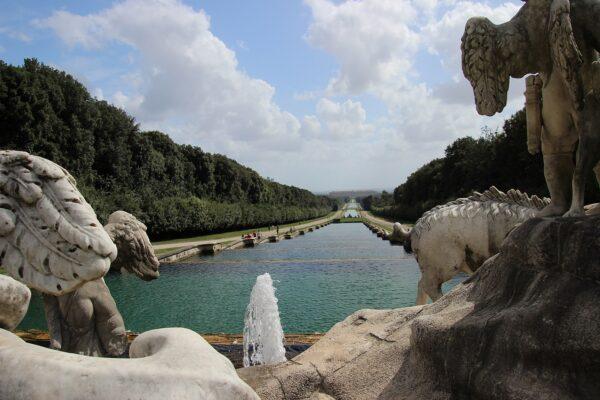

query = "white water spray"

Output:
[[243, 273, 286, 367]]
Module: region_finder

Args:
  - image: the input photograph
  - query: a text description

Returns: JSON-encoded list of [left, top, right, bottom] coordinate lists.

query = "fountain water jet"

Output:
[[243, 273, 286, 368]]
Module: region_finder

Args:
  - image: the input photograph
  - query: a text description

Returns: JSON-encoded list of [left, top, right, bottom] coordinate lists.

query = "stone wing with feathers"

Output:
[[0, 151, 117, 296]]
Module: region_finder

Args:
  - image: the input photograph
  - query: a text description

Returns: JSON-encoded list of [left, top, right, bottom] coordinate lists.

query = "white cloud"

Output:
[[112, 90, 144, 111], [313, 98, 374, 140], [38, 0, 302, 150], [300, 115, 321, 138], [421, 1, 521, 78], [0, 27, 33, 43], [304, 0, 525, 155], [305, 0, 420, 95], [92, 88, 104, 100], [34, 0, 528, 192]]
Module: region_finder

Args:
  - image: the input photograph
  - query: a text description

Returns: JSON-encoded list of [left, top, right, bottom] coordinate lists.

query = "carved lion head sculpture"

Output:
[[104, 211, 160, 281]]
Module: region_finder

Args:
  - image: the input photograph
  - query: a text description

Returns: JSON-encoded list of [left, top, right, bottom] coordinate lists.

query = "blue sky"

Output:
[[0, 0, 524, 192]]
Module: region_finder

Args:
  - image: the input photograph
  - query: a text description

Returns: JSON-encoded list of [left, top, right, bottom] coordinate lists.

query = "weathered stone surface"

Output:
[[104, 210, 160, 280], [240, 306, 426, 400], [241, 216, 600, 400], [0, 327, 260, 400], [398, 187, 547, 304], [0, 275, 30, 331], [43, 279, 127, 356], [43, 211, 161, 356], [0, 151, 161, 357], [0, 150, 116, 296]]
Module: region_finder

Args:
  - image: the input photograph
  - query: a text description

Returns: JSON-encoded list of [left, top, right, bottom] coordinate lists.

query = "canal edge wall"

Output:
[[158, 218, 337, 264]]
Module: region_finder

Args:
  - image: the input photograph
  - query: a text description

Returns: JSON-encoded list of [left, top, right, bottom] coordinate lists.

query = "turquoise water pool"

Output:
[[18, 223, 465, 333]]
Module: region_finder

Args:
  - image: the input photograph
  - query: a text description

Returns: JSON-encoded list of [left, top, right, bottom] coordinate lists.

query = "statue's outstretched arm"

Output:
[[550, 0, 585, 109]]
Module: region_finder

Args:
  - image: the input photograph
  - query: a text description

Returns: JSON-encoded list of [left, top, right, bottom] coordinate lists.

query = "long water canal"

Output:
[[19, 223, 465, 334]]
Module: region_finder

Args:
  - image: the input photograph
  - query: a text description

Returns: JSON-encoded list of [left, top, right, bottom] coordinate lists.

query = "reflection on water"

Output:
[[19, 224, 466, 333]]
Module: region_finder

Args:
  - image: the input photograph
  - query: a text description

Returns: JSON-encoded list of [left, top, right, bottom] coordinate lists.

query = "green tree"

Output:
[[0, 59, 335, 239], [377, 109, 598, 223]]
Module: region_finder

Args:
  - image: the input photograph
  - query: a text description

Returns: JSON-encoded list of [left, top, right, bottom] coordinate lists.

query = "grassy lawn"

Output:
[[155, 247, 184, 255], [153, 212, 337, 247], [364, 211, 414, 226], [367, 221, 391, 231], [0, 266, 4, 275], [155, 239, 237, 256]]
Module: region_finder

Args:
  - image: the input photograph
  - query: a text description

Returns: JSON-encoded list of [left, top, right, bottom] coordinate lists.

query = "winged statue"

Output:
[[0, 150, 259, 399], [0, 150, 116, 294], [0, 150, 160, 356], [461, 0, 600, 217], [43, 210, 160, 355]]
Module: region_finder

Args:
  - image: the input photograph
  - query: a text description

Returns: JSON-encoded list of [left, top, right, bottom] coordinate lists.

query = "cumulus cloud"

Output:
[[305, 0, 524, 147], [300, 115, 322, 138], [313, 98, 374, 140], [0, 27, 33, 43], [305, 0, 420, 95], [38, 0, 301, 148], [34, 0, 528, 191], [421, 1, 522, 77]]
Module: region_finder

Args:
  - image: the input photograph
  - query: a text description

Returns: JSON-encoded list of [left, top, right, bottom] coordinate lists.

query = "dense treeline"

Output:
[[0, 59, 334, 239], [371, 110, 599, 222], [360, 191, 393, 211]]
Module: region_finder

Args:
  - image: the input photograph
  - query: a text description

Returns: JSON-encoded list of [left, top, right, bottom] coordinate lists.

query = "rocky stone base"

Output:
[[239, 216, 600, 400]]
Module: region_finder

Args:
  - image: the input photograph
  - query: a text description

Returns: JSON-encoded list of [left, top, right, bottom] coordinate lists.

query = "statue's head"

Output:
[[105, 211, 160, 281], [392, 223, 405, 239], [392, 222, 411, 244]]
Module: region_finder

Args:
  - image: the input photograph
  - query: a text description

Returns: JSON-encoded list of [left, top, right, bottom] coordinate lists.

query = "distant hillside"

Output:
[[328, 190, 379, 200], [0, 59, 335, 239]]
